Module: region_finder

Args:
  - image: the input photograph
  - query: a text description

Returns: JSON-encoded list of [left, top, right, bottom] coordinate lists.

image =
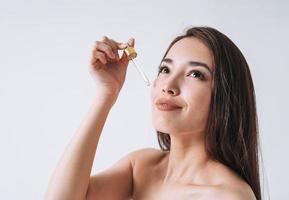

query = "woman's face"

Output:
[[151, 37, 215, 136]]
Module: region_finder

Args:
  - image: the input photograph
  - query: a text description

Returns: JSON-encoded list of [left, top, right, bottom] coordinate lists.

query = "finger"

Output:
[[103, 36, 128, 49], [90, 58, 102, 70], [116, 42, 128, 49], [93, 51, 107, 65], [94, 40, 115, 60], [101, 36, 118, 52], [118, 37, 135, 63], [104, 36, 133, 62], [101, 37, 123, 61], [109, 38, 128, 49]]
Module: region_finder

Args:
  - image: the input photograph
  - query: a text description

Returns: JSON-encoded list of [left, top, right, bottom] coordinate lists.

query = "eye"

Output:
[[188, 70, 205, 80], [158, 65, 170, 74]]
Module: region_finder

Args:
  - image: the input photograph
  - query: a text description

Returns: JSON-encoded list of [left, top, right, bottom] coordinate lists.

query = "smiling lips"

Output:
[[155, 98, 183, 111]]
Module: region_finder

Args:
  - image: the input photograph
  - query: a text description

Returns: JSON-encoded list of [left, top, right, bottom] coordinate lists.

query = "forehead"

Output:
[[165, 37, 214, 71]]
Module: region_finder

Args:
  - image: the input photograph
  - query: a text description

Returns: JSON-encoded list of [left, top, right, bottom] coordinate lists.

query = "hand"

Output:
[[89, 36, 135, 99]]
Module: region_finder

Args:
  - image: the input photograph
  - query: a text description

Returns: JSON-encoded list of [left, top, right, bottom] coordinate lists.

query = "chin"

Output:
[[152, 119, 183, 134]]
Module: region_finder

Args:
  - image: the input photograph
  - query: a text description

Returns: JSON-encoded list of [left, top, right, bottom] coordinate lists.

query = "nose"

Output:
[[161, 82, 180, 96]]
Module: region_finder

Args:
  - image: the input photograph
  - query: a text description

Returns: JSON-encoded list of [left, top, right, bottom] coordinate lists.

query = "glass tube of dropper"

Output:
[[130, 58, 150, 86], [124, 46, 150, 86]]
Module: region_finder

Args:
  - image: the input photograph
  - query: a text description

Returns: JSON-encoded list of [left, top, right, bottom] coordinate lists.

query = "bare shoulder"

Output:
[[210, 183, 256, 200], [128, 147, 167, 178], [208, 166, 257, 200], [204, 162, 257, 200], [130, 147, 164, 156], [129, 147, 165, 164]]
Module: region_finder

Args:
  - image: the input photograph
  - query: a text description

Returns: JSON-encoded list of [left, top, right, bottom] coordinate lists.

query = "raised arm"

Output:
[[45, 36, 135, 200]]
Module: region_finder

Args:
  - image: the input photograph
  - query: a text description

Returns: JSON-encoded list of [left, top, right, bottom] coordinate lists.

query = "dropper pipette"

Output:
[[124, 46, 150, 86], [130, 59, 150, 86]]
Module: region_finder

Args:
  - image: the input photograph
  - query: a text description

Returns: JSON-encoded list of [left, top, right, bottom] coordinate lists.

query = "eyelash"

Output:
[[158, 65, 205, 80]]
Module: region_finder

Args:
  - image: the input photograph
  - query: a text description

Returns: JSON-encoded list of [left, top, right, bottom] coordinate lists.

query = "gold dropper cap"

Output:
[[124, 46, 137, 60]]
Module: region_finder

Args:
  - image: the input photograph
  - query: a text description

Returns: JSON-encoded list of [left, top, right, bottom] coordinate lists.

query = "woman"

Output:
[[45, 26, 261, 200]]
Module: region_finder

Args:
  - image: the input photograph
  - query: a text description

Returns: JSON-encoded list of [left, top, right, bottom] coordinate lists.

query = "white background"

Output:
[[0, 0, 288, 199]]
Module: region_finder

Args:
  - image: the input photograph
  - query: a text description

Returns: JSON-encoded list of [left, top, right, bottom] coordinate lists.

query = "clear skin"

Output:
[[45, 36, 256, 200], [151, 37, 215, 184], [147, 38, 256, 199]]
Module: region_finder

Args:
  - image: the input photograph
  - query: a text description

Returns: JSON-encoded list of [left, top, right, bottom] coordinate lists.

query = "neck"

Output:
[[162, 131, 216, 185]]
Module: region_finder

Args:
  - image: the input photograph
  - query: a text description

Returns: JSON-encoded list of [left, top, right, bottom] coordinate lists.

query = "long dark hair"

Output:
[[157, 26, 261, 200]]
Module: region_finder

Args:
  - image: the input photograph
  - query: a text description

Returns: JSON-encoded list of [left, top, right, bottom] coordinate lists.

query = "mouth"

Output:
[[156, 103, 183, 111], [155, 98, 182, 111]]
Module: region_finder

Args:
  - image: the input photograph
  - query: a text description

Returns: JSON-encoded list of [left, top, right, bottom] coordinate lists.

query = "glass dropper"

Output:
[[124, 46, 150, 86]]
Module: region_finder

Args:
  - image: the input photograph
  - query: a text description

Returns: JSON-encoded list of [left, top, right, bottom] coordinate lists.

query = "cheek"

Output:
[[152, 78, 158, 88], [183, 85, 212, 111], [150, 79, 158, 102]]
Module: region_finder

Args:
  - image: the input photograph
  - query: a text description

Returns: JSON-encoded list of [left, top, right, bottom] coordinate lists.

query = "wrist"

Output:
[[94, 90, 118, 106]]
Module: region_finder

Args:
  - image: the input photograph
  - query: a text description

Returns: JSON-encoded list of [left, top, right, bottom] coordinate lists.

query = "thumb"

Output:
[[127, 37, 135, 47], [119, 37, 135, 63]]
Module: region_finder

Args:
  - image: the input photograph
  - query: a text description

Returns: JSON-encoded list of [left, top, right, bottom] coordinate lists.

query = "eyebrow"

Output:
[[161, 58, 213, 76]]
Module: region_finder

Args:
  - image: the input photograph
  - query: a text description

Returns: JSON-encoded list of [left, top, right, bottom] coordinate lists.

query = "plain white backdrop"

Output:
[[0, 0, 288, 199]]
